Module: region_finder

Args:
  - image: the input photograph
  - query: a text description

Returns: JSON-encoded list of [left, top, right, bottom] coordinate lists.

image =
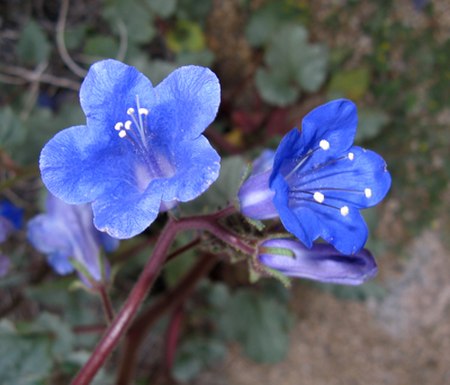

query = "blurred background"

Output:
[[1, 0, 449, 384]]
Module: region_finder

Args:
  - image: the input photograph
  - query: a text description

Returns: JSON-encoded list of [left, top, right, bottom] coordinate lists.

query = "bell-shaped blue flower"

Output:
[[239, 99, 391, 254], [27, 193, 119, 286], [259, 238, 377, 285], [40, 59, 221, 238]]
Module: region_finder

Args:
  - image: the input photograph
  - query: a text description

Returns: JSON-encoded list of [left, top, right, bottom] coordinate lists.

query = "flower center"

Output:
[[286, 140, 372, 217], [112, 96, 175, 191]]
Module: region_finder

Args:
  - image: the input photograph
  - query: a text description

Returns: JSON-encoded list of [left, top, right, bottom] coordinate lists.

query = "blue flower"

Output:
[[239, 99, 391, 254], [40, 59, 221, 238], [0, 199, 23, 243], [27, 192, 119, 286], [259, 238, 377, 285]]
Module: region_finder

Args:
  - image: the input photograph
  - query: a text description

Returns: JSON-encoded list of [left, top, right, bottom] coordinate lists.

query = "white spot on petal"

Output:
[[348, 152, 354, 160], [124, 120, 132, 130], [340, 206, 349, 216], [119, 130, 127, 138], [313, 192, 325, 203], [319, 139, 330, 150], [364, 188, 372, 198]]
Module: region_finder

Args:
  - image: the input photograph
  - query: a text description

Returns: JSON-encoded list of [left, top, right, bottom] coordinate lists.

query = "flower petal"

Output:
[[154, 65, 220, 140], [40, 125, 135, 204], [259, 238, 377, 285], [301, 99, 357, 155], [92, 181, 162, 239], [80, 59, 156, 133]]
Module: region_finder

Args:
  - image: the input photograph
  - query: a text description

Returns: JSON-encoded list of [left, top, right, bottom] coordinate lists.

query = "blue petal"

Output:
[[0, 200, 23, 229], [92, 181, 162, 239], [160, 135, 220, 202], [154, 65, 220, 140], [250, 149, 275, 176], [259, 239, 377, 285], [27, 213, 74, 261], [296, 146, 391, 209], [48, 252, 75, 275], [300, 99, 357, 156], [80, 59, 156, 133], [271, 172, 370, 254], [40, 125, 127, 204]]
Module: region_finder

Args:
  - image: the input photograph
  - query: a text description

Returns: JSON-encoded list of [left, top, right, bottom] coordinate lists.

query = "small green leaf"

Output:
[[166, 20, 206, 53], [17, 20, 51, 65], [296, 44, 329, 92], [356, 108, 389, 142], [172, 335, 226, 381], [220, 290, 291, 363], [103, 0, 156, 44], [255, 68, 299, 107], [176, 0, 213, 21], [84, 35, 119, 59], [328, 67, 371, 101], [0, 107, 27, 151], [146, 0, 177, 18]]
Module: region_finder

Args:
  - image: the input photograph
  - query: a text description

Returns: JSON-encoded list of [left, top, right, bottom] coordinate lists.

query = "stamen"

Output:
[[114, 122, 123, 131], [127, 107, 135, 115], [139, 108, 149, 116], [319, 139, 330, 150], [364, 188, 372, 198], [348, 152, 354, 161], [340, 206, 349, 216], [313, 192, 325, 203], [119, 130, 127, 138], [124, 120, 132, 130]]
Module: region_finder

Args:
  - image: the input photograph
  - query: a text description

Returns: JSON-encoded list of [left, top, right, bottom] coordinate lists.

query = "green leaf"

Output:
[[176, 50, 215, 67], [166, 20, 206, 53], [130, 57, 178, 85], [84, 35, 119, 59], [176, 0, 213, 21], [103, 0, 156, 44], [356, 108, 389, 142], [328, 67, 371, 101], [0, 107, 27, 151], [178, 156, 246, 215], [146, 0, 177, 18], [172, 335, 226, 381], [163, 233, 197, 287], [256, 24, 328, 106], [220, 290, 291, 363], [17, 20, 51, 65], [0, 329, 52, 385], [255, 68, 299, 107]]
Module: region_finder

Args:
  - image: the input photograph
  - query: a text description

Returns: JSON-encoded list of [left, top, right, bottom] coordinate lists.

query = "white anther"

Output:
[[114, 122, 123, 131], [348, 152, 354, 161], [127, 107, 135, 115], [313, 192, 325, 203], [319, 139, 330, 150], [340, 206, 349, 216], [124, 120, 132, 130], [138, 107, 149, 116], [118, 130, 127, 138], [364, 188, 372, 198]]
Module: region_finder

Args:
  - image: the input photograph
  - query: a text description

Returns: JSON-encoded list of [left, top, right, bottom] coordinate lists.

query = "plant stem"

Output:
[[71, 210, 253, 385], [115, 252, 219, 385], [97, 285, 115, 324]]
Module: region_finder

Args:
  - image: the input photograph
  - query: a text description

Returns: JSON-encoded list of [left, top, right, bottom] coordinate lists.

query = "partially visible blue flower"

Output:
[[239, 99, 391, 254], [27, 193, 119, 286], [0, 200, 23, 242], [40, 59, 221, 239], [259, 238, 377, 285]]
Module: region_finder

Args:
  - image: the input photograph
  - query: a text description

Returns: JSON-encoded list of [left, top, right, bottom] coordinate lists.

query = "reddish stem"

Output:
[[96, 285, 115, 324], [164, 304, 185, 372], [71, 208, 253, 385]]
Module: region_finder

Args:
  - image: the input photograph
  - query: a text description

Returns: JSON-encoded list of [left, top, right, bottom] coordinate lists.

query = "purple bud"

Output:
[[259, 238, 377, 285]]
